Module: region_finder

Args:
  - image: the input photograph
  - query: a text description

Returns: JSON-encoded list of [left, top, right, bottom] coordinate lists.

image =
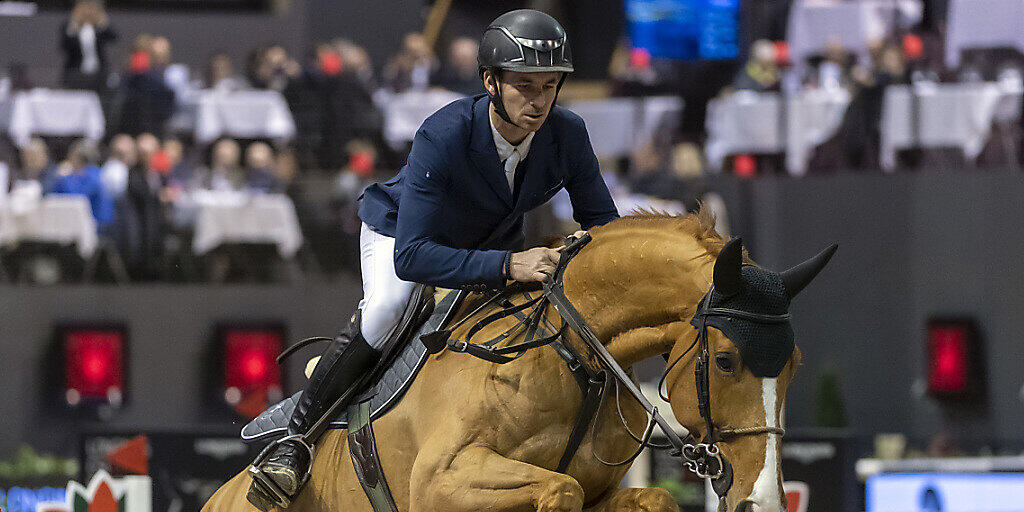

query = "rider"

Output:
[[247, 9, 620, 510]]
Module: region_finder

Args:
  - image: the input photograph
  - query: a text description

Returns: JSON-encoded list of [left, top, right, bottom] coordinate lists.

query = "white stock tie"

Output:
[[503, 148, 521, 192]]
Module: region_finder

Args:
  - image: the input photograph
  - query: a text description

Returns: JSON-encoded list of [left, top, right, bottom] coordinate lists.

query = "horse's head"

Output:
[[663, 238, 836, 512]]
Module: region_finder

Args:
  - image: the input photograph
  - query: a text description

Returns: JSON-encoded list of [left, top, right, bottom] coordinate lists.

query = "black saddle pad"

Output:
[[241, 289, 460, 443]]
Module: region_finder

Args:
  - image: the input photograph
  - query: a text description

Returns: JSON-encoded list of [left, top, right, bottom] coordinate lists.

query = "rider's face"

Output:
[[484, 70, 561, 131]]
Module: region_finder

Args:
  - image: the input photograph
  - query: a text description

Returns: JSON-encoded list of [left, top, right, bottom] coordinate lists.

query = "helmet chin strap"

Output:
[[487, 72, 522, 129]]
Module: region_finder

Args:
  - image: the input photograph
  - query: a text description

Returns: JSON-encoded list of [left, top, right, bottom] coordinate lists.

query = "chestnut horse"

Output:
[[203, 209, 827, 512]]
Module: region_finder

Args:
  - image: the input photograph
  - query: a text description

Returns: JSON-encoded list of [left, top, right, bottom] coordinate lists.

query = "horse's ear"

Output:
[[781, 243, 838, 299], [713, 238, 744, 297]]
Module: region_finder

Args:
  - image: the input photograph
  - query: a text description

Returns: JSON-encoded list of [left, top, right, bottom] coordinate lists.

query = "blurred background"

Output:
[[0, 0, 1022, 511]]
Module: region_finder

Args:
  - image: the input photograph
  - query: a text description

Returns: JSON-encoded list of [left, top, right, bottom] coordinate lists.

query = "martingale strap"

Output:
[[347, 400, 400, 512]]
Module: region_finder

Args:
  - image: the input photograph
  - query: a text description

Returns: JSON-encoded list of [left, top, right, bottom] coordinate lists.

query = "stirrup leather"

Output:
[[247, 434, 316, 508]]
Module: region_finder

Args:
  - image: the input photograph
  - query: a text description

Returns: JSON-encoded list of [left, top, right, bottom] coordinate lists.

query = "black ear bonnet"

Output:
[[691, 266, 795, 378]]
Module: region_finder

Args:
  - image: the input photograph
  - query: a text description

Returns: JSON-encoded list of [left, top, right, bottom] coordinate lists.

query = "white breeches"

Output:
[[358, 222, 417, 349]]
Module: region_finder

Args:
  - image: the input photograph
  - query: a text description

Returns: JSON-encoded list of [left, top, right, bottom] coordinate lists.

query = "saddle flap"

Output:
[[241, 289, 461, 443]]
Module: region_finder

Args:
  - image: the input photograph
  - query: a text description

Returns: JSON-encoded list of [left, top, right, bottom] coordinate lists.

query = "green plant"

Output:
[[814, 371, 847, 428], [0, 446, 77, 480]]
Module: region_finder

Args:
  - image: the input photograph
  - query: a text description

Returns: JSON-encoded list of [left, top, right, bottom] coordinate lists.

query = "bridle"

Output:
[[658, 283, 790, 497]]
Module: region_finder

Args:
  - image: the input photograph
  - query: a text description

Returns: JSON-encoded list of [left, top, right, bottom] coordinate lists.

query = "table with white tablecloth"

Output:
[[191, 192, 303, 258], [0, 89, 105, 147], [378, 90, 464, 147], [946, 0, 1024, 68], [0, 195, 97, 258], [880, 82, 1023, 171], [705, 88, 851, 176], [565, 96, 683, 159], [171, 90, 297, 143]]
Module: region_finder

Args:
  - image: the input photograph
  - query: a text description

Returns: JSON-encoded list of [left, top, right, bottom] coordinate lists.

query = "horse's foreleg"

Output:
[[410, 444, 585, 512], [583, 487, 678, 512]]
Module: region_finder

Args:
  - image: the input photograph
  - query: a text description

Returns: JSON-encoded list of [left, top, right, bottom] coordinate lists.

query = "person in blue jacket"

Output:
[[247, 10, 619, 510]]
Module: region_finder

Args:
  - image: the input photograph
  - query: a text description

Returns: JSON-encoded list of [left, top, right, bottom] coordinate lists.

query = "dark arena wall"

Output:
[[723, 170, 1024, 449], [0, 279, 362, 454], [1, 172, 1022, 454]]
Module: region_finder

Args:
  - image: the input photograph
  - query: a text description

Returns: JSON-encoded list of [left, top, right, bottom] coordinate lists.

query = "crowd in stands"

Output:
[[0, 0, 498, 283], [2, 0, 1022, 282]]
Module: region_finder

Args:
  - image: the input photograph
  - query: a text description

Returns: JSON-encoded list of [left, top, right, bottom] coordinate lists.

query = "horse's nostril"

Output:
[[734, 500, 756, 512]]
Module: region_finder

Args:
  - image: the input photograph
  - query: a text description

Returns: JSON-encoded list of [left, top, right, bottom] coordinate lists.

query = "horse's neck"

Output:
[[561, 230, 715, 368]]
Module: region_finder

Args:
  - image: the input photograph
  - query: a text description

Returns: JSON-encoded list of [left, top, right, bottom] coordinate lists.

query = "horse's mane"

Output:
[[590, 205, 732, 259]]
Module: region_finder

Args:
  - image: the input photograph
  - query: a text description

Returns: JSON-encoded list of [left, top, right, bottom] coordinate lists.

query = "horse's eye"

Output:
[[715, 354, 736, 373]]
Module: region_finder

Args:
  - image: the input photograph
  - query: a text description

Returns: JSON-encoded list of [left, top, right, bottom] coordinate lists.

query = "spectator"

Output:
[[316, 42, 384, 169], [47, 140, 115, 230], [243, 142, 281, 193], [383, 32, 438, 93], [163, 138, 197, 191], [204, 53, 248, 92], [150, 36, 193, 98], [608, 38, 658, 96], [118, 38, 176, 135], [333, 40, 376, 89], [274, 147, 299, 195], [252, 45, 301, 92], [100, 133, 135, 198], [201, 139, 245, 191], [331, 139, 378, 241], [342, 139, 377, 180], [432, 37, 481, 96], [844, 42, 906, 170], [17, 138, 57, 189], [135, 132, 160, 169], [120, 142, 164, 280], [813, 41, 854, 90], [732, 39, 780, 92], [60, 0, 117, 91]]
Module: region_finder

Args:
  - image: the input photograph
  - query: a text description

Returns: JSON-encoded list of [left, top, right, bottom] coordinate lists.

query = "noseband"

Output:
[[660, 284, 790, 496]]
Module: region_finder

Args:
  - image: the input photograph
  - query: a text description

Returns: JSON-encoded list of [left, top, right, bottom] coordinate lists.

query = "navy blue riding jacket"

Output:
[[358, 94, 619, 290]]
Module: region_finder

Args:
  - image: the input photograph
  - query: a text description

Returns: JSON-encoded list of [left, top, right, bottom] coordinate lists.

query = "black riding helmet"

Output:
[[478, 9, 574, 127]]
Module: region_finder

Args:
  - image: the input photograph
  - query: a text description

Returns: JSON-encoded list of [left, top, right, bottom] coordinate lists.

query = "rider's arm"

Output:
[[393, 129, 509, 290], [562, 114, 619, 230]]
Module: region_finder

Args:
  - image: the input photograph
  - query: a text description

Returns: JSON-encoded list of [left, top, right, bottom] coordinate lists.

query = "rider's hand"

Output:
[[509, 247, 561, 283]]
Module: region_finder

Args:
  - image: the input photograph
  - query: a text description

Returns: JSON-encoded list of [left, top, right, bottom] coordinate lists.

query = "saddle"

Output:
[[241, 284, 460, 443]]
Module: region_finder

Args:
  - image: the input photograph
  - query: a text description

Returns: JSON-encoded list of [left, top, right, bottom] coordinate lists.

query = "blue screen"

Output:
[[626, 0, 740, 60], [866, 473, 1024, 512]]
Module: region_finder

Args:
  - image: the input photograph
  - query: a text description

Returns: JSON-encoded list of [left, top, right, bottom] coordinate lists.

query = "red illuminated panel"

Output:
[[64, 329, 125, 405], [927, 321, 976, 397], [222, 328, 282, 405]]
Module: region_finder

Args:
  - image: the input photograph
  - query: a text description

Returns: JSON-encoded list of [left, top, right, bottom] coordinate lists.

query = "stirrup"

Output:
[[248, 434, 316, 508]]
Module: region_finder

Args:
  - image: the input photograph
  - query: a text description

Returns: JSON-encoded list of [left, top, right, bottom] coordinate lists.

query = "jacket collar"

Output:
[[469, 95, 555, 210]]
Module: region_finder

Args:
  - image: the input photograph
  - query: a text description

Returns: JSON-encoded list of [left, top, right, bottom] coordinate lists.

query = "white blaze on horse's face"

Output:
[[745, 377, 784, 512]]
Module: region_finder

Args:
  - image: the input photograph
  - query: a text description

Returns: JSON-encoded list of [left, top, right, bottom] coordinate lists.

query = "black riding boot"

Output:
[[247, 321, 380, 511]]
